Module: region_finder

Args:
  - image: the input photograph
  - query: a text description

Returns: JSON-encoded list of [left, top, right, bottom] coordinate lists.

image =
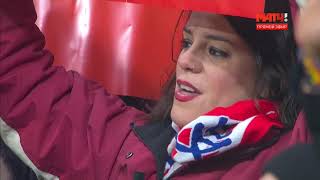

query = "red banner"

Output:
[[34, 0, 181, 100], [108, 0, 265, 19]]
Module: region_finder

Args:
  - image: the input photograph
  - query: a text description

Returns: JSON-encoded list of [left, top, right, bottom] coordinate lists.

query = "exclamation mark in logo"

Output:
[[284, 13, 288, 22]]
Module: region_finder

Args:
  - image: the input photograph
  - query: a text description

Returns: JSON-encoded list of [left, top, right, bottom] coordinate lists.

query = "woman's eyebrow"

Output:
[[205, 34, 233, 46], [183, 27, 192, 35], [183, 27, 233, 46]]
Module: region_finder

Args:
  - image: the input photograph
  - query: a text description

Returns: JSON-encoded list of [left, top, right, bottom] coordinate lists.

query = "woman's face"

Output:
[[171, 12, 257, 127]]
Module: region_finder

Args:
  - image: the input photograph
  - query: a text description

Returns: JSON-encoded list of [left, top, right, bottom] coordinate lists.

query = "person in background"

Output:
[[261, 0, 320, 179], [0, 0, 311, 179]]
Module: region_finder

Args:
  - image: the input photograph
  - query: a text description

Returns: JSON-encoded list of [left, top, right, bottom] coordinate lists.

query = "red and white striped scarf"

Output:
[[163, 99, 283, 179]]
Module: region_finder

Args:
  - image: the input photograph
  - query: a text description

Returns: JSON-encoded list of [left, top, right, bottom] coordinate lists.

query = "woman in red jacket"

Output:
[[0, 0, 312, 180]]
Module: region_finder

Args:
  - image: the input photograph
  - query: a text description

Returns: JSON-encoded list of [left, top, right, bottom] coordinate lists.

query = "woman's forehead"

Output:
[[186, 12, 236, 34]]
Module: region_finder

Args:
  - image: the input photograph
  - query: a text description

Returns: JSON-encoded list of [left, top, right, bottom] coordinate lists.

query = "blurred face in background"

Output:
[[171, 12, 257, 127]]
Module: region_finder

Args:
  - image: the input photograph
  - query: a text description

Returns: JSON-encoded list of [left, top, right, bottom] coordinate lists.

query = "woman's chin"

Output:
[[170, 107, 199, 128]]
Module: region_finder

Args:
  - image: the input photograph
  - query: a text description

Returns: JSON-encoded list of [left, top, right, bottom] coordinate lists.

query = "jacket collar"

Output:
[[133, 119, 175, 180], [132, 118, 282, 180]]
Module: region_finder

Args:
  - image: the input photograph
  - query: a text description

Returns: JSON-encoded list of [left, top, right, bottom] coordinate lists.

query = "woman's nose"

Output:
[[177, 50, 202, 73]]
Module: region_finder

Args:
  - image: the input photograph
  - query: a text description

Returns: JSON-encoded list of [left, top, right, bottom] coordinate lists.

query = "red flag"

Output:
[[108, 0, 265, 19]]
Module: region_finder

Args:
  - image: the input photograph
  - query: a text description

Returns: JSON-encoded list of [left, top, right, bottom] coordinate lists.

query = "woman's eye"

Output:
[[208, 47, 230, 58], [181, 39, 192, 49]]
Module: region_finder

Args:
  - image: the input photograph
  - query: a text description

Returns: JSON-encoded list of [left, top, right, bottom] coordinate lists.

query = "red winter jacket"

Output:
[[0, 0, 312, 180]]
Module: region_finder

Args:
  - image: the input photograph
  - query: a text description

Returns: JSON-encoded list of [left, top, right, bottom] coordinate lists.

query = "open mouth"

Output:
[[175, 79, 202, 102]]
